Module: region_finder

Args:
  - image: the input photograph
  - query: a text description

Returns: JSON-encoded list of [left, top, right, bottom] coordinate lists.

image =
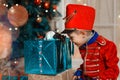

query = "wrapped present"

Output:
[[28, 69, 75, 80], [2, 76, 18, 80], [20, 76, 28, 80], [2, 76, 28, 80], [24, 38, 74, 75]]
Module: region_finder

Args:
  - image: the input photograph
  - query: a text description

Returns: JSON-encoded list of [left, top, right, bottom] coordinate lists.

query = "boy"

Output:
[[62, 4, 119, 80]]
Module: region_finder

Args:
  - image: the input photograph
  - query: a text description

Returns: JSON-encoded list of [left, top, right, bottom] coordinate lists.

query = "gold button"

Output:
[[98, 47, 101, 49], [96, 64, 99, 66], [97, 70, 100, 72], [97, 59, 99, 61]]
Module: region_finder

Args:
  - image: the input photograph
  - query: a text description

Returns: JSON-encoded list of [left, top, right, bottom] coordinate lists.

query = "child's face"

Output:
[[68, 30, 88, 47]]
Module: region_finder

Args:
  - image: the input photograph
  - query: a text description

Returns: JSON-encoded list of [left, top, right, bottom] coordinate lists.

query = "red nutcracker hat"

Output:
[[62, 4, 95, 33]]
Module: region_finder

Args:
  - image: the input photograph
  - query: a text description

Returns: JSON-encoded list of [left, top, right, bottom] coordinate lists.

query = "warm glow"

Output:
[[5, 4, 8, 7], [53, 9, 56, 12], [118, 15, 120, 18], [83, 3, 87, 6], [10, 7, 14, 13], [3, 4, 6, 6], [9, 28, 12, 31], [16, 4, 19, 6], [15, 28, 18, 30], [77, 0, 81, 2], [45, 10, 48, 13]]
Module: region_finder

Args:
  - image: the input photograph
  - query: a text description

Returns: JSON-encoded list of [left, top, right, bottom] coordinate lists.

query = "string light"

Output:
[[14, 28, 18, 30], [3, 3, 8, 7], [36, 15, 42, 23], [37, 14, 39, 17], [45, 10, 48, 13], [53, 9, 56, 12], [16, 4, 19, 6], [39, 5, 41, 8], [5, 4, 8, 7], [9, 28, 12, 31], [77, 0, 81, 2], [3, 3, 6, 6], [118, 15, 120, 18]]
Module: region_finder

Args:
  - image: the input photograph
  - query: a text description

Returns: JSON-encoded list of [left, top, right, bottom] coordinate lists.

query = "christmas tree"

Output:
[[0, 0, 61, 59]]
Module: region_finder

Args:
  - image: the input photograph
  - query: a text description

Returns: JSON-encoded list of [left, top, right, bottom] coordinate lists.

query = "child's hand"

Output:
[[73, 75, 81, 80], [72, 70, 83, 80]]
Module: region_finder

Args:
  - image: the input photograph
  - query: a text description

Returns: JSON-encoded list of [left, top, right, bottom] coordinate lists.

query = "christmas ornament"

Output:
[[36, 16, 42, 23], [0, 4, 8, 16], [0, 25, 12, 59], [44, 1, 50, 9], [37, 32, 44, 39], [34, 0, 42, 5], [38, 35, 44, 39], [53, 5, 57, 10], [7, 4, 28, 27]]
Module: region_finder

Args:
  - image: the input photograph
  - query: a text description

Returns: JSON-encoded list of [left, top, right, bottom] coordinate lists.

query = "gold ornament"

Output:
[[36, 16, 42, 23]]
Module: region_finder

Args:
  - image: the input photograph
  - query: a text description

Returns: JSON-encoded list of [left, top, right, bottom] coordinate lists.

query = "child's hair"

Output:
[[85, 30, 93, 36], [73, 29, 92, 36]]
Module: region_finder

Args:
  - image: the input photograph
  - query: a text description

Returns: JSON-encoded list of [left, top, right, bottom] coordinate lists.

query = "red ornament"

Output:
[[53, 5, 57, 10], [38, 35, 44, 39], [34, 0, 42, 5], [44, 2, 50, 9], [37, 32, 44, 39], [7, 4, 28, 27]]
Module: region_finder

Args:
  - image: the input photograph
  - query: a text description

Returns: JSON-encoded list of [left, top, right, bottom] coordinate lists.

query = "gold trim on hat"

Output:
[[63, 10, 77, 23]]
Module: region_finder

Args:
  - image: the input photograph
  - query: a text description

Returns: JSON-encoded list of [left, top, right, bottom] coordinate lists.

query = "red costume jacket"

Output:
[[79, 33, 119, 80]]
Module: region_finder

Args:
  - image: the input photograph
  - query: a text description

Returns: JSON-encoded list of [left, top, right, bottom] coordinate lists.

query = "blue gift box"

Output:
[[24, 38, 74, 75], [2, 76, 18, 80], [2, 76, 28, 80], [20, 76, 28, 80]]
